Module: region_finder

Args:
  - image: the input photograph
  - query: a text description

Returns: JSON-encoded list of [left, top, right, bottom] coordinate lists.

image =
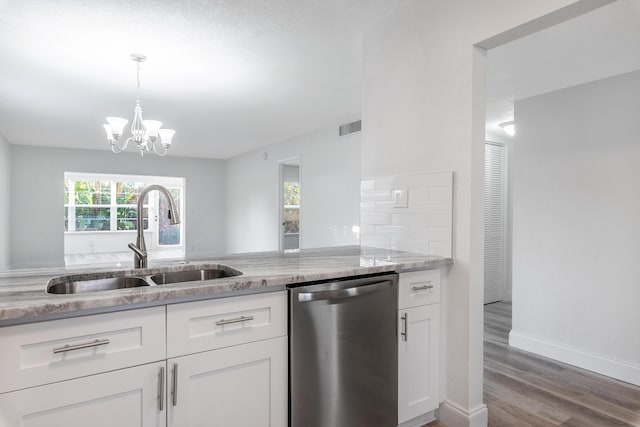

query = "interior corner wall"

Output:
[[511, 70, 640, 385], [9, 146, 225, 268], [361, 0, 593, 421], [224, 126, 361, 254], [0, 133, 11, 269]]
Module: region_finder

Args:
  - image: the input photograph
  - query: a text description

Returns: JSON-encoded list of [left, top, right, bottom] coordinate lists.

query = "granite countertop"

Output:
[[0, 246, 451, 324]]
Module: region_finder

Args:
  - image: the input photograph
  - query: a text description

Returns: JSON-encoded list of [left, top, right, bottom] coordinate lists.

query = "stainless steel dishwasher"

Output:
[[289, 273, 398, 427]]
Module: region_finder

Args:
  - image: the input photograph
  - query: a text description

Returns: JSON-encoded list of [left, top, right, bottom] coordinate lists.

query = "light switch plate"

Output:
[[393, 189, 408, 208]]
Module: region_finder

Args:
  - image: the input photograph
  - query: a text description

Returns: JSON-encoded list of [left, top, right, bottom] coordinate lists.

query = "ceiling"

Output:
[[0, 0, 405, 159], [486, 0, 640, 141]]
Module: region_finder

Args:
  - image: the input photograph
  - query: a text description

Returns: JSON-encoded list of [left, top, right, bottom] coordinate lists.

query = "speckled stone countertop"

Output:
[[0, 246, 451, 324]]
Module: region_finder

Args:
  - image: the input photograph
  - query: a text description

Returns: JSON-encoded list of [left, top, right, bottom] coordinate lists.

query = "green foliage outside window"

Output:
[[284, 182, 300, 206], [283, 181, 300, 234]]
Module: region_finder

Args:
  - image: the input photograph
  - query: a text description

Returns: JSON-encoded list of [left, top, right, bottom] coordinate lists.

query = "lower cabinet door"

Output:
[[0, 362, 166, 427], [398, 304, 440, 424], [167, 336, 287, 427]]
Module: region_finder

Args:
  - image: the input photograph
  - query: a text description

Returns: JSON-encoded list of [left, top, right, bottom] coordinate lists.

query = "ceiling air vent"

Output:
[[339, 120, 362, 136]]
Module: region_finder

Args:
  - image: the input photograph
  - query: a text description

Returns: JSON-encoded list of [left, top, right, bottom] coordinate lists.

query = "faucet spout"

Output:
[[129, 184, 181, 268]]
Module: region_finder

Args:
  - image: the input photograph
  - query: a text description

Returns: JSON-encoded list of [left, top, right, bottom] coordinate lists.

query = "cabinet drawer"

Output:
[[167, 291, 287, 358], [0, 306, 166, 394], [398, 270, 441, 309]]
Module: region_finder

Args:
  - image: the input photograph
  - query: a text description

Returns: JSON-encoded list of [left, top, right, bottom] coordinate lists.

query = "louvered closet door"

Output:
[[484, 142, 506, 304]]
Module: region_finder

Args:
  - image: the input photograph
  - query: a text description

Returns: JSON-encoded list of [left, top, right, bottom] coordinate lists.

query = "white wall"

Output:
[[510, 70, 640, 386], [10, 146, 226, 268], [361, 1, 601, 424], [225, 125, 361, 254], [0, 133, 10, 269]]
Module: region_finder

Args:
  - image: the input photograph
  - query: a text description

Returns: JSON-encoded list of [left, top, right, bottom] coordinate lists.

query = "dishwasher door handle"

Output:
[[297, 280, 391, 302]]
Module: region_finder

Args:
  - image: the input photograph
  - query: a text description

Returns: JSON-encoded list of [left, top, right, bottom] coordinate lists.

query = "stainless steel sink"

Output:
[[47, 276, 152, 294], [46, 264, 243, 294], [150, 267, 241, 285]]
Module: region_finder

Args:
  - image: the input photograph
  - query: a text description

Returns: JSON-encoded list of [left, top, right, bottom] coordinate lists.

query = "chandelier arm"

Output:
[[111, 137, 130, 152], [152, 141, 169, 156]]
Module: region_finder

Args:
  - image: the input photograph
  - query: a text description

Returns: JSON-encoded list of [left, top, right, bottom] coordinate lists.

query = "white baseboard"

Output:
[[439, 400, 488, 427], [509, 330, 640, 386], [397, 411, 436, 427]]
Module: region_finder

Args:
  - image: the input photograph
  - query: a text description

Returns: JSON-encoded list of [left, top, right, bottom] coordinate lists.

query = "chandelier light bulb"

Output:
[[158, 129, 176, 148], [106, 117, 128, 139], [103, 54, 175, 157], [143, 120, 163, 140]]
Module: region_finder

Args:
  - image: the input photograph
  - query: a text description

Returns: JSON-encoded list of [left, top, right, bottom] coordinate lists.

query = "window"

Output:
[[283, 181, 300, 234], [64, 172, 185, 266]]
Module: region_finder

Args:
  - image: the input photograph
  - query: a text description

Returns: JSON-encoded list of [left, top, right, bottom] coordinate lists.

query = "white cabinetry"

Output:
[[0, 307, 166, 426], [167, 337, 287, 427], [0, 362, 166, 427], [0, 291, 287, 427], [166, 291, 288, 427], [397, 270, 441, 425]]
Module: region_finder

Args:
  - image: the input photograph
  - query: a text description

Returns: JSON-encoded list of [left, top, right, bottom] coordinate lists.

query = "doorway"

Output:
[[279, 157, 301, 251]]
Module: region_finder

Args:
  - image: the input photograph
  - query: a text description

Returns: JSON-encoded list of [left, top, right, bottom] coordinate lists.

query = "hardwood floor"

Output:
[[484, 301, 640, 426]]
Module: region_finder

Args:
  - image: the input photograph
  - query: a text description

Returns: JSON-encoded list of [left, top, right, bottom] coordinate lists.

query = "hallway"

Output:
[[484, 302, 640, 426]]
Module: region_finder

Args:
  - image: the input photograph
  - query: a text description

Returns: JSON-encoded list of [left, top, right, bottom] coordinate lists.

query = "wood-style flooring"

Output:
[[484, 301, 640, 426], [424, 302, 640, 427]]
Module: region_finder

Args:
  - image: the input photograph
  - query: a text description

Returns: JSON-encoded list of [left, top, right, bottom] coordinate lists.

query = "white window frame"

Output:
[[64, 172, 186, 256]]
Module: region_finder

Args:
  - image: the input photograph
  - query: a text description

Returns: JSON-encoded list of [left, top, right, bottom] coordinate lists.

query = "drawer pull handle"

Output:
[[53, 338, 110, 354], [411, 284, 434, 291], [158, 366, 165, 411], [172, 363, 178, 406], [401, 313, 408, 341], [216, 315, 254, 326]]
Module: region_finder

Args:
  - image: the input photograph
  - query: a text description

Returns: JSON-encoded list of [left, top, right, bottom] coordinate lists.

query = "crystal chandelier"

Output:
[[103, 54, 175, 157]]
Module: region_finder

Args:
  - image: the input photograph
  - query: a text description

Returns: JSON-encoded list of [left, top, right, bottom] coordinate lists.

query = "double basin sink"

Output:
[[47, 264, 243, 295]]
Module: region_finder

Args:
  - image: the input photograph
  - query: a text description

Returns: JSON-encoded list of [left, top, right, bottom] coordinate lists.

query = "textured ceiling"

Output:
[[0, 0, 406, 158], [486, 0, 640, 141]]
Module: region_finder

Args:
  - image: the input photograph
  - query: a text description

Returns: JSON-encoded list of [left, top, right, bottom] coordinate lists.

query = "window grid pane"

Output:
[[75, 207, 111, 231]]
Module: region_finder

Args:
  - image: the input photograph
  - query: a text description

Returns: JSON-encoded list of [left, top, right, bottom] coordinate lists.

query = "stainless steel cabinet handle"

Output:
[[298, 280, 392, 302], [53, 338, 110, 354], [172, 363, 178, 406], [216, 315, 254, 326], [411, 283, 434, 291], [401, 313, 408, 341], [158, 366, 165, 411]]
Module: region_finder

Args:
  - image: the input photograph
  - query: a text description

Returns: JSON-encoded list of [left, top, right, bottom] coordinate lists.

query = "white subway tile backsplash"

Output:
[[375, 225, 411, 237], [429, 186, 453, 201], [390, 237, 428, 254], [375, 175, 411, 190], [361, 190, 392, 203], [361, 213, 391, 225], [360, 179, 375, 191], [425, 227, 452, 242], [428, 214, 451, 228], [374, 202, 395, 213], [408, 188, 429, 201], [423, 201, 452, 215], [361, 235, 391, 249], [406, 226, 429, 240], [360, 202, 376, 213], [391, 213, 429, 227], [429, 241, 452, 257], [360, 171, 453, 257], [359, 224, 375, 236]]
